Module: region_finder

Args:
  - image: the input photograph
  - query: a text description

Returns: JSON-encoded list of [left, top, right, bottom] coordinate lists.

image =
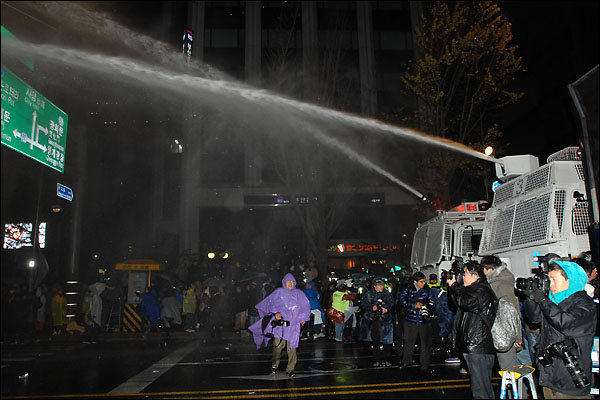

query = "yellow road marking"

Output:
[[2, 377, 500, 399]]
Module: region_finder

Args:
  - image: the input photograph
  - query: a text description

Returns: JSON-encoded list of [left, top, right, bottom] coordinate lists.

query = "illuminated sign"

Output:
[[245, 193, 385, 207], [3, 222, 46, 249], [450, 202, 485, 212], [328, 243, 401, 254]]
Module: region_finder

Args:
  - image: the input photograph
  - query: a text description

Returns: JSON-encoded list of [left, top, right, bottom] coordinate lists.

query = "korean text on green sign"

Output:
[[1, 65, 68, 173]]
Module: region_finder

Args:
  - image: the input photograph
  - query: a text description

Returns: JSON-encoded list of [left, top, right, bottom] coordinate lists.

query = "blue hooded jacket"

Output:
[[139, 288, 162, 327], [303, 281, 325, 322]]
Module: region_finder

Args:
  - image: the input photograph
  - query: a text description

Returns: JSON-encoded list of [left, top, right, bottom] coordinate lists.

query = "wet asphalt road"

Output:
[[1, 331, 501, 399]]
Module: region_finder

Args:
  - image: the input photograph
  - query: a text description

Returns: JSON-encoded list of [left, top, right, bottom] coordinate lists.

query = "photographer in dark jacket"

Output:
[[522, 259, 596, 399], [360, 277, 395, 367], [447, 261, 497, 399], [397, 271, 436, 373], [320, 280, 336, 339]]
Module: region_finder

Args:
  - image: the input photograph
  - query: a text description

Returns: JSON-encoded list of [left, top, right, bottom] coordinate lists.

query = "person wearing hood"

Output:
[[360, 277, 395, 367], [302, 281, 325, 339], [137, 286, 162, 333], [248, 273, 311, 377], [83, 285, 102, 344], [160, 287, 182, 330], [522, 259, 596, 398]]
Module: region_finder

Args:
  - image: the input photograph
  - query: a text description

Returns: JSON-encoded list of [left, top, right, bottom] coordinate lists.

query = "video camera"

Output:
[[441, 257, 466, 286], [538, 338, 590, 388], [515, 254, 553, 296]]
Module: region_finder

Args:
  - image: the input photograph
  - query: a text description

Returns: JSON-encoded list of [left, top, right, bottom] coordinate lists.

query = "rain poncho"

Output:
[[51, 293, 68, 327], [248, 273, 311, 349], [139, 289, 162, 328], [86, 284, 103, 327], [161, 295, 182, 326]]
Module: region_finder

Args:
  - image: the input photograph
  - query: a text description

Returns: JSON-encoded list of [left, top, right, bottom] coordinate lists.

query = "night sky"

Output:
[[497, 1, 598, 161]]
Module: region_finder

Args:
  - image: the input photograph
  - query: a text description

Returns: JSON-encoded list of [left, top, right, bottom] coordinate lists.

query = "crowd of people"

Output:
[[245, 252, 598, 399], [1, 252, 598, 398]]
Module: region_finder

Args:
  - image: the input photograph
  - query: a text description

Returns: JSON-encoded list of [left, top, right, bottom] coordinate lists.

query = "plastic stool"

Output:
[[499, 364, 537, 399]]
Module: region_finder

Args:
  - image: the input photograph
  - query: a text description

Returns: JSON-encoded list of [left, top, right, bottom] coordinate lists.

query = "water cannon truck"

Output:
[[410, 200, 489, 279], [478, 146, 591, 278], [410, 147, 593, 280], [411, 65, 598, 281]]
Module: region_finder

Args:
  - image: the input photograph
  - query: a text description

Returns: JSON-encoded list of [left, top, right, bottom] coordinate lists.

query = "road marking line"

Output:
[[174, 384, 475, 399], [0, 379, 499, 399], [108, 340, 198, 394]]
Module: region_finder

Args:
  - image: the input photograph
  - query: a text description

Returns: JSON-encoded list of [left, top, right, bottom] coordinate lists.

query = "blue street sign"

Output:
[[57, 182, 73, 201]]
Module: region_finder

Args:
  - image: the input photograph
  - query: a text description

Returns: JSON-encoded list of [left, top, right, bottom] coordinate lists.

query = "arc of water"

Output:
[[2, 38, 494, 198]]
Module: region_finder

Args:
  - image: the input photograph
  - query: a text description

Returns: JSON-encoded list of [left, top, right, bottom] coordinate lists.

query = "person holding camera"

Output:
[[248, 273, 311, 377], [397, 271, 436, 373], [360, 277, 395, 367], [447, 261, 497, 399], [521, 259, 596, 399]]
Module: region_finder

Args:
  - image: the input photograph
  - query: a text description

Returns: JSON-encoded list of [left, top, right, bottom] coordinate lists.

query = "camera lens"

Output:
[[515, 277, 529, 291], [562, 349, 591, 388]]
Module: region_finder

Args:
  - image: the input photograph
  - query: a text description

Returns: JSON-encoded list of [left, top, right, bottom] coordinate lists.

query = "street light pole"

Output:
[[484, 146, 494, 203]]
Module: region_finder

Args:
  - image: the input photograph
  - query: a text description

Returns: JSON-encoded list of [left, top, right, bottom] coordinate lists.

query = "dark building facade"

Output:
[[149, 1, 425, 271]]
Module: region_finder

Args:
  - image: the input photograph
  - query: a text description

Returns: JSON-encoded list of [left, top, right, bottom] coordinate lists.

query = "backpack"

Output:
[[490, 298, 521, 352]]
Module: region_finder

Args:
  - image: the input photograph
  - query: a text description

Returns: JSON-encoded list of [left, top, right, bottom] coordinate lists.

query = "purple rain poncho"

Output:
[[248, 273, 311, 349]]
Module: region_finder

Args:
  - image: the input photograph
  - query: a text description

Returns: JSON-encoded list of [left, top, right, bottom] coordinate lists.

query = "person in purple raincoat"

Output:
[[248, 273, 311, 377]]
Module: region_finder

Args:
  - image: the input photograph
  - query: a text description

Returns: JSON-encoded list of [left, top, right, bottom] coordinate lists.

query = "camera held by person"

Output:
[[375, 298, 385, 318], [419, 298, 435, 318], [538, 338, 590, 389], [521, 258, 596, 397], [441, 258, 466, 286], [515, 253, 556, 296], [271, 318, 291, 327]]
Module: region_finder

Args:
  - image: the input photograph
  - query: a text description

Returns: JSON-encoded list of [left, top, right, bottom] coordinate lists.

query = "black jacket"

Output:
[[448, 278, 497, 354], [523, 291, 596, 396]]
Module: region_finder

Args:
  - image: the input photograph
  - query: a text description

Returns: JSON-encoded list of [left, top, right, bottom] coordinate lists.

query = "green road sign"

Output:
[[1, 65, 68, 173]]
